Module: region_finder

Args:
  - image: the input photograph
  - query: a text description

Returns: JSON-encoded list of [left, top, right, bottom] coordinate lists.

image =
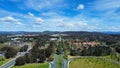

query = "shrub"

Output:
[[15, 56, 26, 66]]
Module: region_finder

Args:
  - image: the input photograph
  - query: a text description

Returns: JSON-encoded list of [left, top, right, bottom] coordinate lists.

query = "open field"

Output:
[[12, 63, 49, 68], [57, 55, 62, 68], [69, 57, 120, 68]]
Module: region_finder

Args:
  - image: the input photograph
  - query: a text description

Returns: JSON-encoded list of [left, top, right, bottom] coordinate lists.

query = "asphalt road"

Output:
[[50, 54, 58, 68], [0, 42, 32, 68], [62, 52, 68, 68], [0, 59, 15, 68]]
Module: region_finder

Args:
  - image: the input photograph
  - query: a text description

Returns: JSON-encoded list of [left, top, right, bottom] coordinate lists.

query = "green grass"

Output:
[[102, 55, 111, 58], [70, 57, 120, 68], [102, 55, 120, 61], [12, 63, 49, 68], [57, 55, 62, 68], [0, 57, 11, 66]]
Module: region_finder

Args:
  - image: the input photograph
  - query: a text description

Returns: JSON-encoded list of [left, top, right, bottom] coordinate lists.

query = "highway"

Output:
[[0, 43, 32, 68], [50, 35, 69, 68]]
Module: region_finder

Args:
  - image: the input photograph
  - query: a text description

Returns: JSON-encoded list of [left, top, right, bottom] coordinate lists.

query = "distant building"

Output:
[[50, 38, 57, 41], [73, 41, 100, 49]]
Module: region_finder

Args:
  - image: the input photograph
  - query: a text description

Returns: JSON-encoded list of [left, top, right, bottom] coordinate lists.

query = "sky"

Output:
[[0, 0, 120, 32]]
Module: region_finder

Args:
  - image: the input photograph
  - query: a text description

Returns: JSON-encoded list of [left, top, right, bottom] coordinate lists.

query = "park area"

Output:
[[12, 63, 49, 68], [69, 57, 120, 68]]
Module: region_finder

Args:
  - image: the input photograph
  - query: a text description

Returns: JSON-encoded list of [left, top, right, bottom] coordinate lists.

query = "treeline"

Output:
[[70, 45, 111, 56], [15, 38, 55, 66], [0, 35, 10, 43], [62, 31, 120, 45]]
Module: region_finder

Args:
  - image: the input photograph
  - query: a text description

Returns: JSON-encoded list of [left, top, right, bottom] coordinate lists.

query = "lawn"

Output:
[[69, 57, 120, 68], [12, 63, 49, 68], [102, 55, 120, 61], [57, 55, 62, 68], [0, 57, 11, 66]]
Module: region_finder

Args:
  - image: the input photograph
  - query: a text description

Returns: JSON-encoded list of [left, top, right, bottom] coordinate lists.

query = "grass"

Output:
[[12, 63, 49, 68], [102, 55, 120, 61], [0, 57, 11, 66], [57, 55, 62, 68], [70, 57, 120, 68]]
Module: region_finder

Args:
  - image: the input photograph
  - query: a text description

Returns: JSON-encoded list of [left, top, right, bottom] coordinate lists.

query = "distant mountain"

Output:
[[100, 31, 120, 35], [42, 31, 61, 34], [0, 31, 120, 35], [0, 31, 41, 35]]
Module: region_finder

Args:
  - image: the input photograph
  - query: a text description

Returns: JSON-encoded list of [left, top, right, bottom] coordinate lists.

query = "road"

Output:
[[50, 54, 58, 68], [50, 35, 68, 68], [62, 52, 68, 68], [0, 59, 15, 68], [0, 42, 32, 68]]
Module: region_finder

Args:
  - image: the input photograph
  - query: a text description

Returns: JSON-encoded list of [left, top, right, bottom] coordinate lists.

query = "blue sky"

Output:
[[0, 0, 120, 32]]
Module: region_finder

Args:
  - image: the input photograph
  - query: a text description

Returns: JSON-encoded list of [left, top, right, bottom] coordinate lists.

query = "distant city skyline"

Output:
[[0, 0, 120, 32]]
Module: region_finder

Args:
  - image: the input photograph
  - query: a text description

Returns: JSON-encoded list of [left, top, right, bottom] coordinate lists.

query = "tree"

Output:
[[45, 46, 53, 58], [24, 53, 34, 63], [38, 49, 46, 63], [0, 46, 18, 58], [19, 45, 28, 52], [110, 48, 117, 60], [15, 56, 26, 66]]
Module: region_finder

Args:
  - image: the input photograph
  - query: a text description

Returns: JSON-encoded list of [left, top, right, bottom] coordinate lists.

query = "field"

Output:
[[12, 63, 49, 68], [69, 57, 120, 68], [57, 55, 62, 68]]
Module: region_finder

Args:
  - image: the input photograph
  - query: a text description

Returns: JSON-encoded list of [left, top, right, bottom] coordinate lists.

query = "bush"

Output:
[[15, 56, 26, 66], [48, 54, 54, 61], [0, 56, 5, 61]]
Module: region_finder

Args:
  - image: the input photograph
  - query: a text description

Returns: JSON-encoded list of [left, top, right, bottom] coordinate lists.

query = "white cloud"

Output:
[[92, 0, 120, 11], [0, 10, 44, 25], [24, 0, 65, 11], [28, 12, 34, 17], [57, 23, 74, 27], [56, 16, 88, 29], [27, 12, 44, 24], [35, 18, 44, 24], [0, 16, 23, 25], [77, 4, 84, 10]]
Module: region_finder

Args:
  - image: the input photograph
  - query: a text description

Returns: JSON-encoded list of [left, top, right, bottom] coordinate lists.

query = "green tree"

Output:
[[0, 46, 18, 58], [15, 56, 26, 66], [19, 45, 28, 52]]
